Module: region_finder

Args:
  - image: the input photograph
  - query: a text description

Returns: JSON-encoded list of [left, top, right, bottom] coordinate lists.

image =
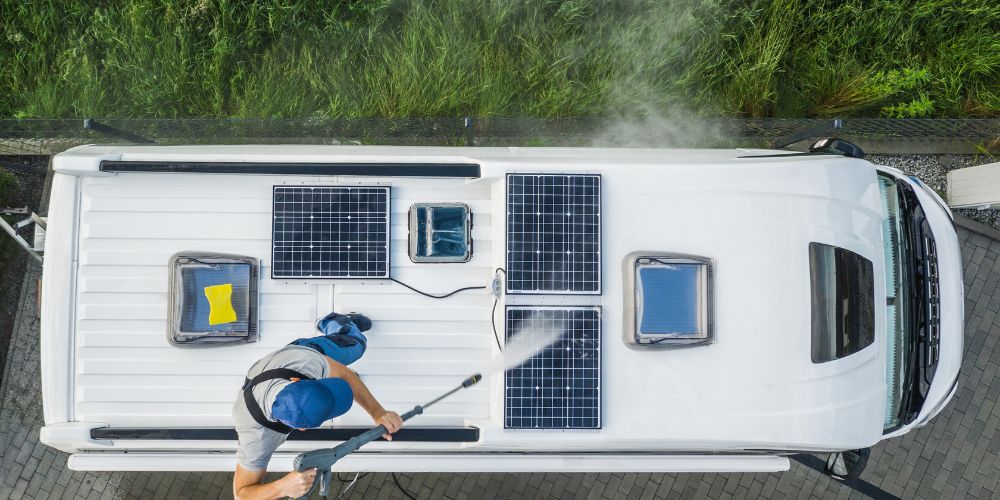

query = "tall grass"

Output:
[[1, 0, 997, 118]]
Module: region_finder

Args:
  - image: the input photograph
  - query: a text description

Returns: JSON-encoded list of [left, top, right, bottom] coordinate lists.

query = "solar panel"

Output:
[[272, 186, 390, 279], [506, 174, 601, 294], [504, 306, 601, 429]]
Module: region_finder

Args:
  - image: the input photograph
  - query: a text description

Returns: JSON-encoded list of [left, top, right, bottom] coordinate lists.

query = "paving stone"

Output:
[[3, 462, 23, 488], [972, 246, 988, 265], [45, 484, 66, 500]]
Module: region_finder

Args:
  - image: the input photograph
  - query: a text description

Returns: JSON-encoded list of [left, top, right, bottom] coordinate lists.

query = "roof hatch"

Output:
[[408, 203, 472, 263], [623, 253, 714, 347], [168, 252, 260, 346]]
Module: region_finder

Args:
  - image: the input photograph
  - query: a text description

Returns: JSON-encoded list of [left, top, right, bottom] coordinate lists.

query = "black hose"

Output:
[[392, 472, 418, 500], [390, 277, 485, 299]]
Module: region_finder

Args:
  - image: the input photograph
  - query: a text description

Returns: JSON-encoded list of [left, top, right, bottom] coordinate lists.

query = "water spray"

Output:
[[293, 373, 483, 499], [292, 312, 564, 499]]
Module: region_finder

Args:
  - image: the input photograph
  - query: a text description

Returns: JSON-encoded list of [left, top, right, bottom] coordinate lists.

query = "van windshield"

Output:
[[879, 175, 910, 430]]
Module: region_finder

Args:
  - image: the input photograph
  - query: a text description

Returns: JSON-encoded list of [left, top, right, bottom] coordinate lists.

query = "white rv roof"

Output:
[[41, 145, 887, 454]]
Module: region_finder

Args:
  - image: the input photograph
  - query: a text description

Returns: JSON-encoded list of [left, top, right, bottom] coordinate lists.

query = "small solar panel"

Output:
[[272, 186, 390, 279], [506, 174, 601, 294], [505, 306, 601, 429]]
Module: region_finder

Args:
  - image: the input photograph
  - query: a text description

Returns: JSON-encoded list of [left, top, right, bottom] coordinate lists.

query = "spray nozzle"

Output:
[[462, 373, 483, 388]]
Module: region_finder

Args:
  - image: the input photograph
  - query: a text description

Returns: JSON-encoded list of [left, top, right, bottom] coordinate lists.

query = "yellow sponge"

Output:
[[204, 283, 237, 325]]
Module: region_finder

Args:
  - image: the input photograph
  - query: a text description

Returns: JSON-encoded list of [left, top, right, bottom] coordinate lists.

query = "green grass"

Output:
[[1, 0, 997, 118]]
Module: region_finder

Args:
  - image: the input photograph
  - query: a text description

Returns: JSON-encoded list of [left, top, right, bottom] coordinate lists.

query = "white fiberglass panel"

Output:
[[72, 173, 494, 428]]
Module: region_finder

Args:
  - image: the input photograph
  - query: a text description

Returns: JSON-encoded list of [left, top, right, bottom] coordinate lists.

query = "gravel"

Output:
[[869, 153, 1000, 231]]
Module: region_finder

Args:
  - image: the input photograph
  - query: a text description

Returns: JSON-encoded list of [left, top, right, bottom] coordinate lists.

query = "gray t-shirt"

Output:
[[232, 345, 331, 470]]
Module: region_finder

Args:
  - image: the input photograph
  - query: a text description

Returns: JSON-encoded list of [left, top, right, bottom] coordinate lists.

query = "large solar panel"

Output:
[[506, 174, 601, 294], [272, 186, 390, 279], [505, 306, 601, 429]]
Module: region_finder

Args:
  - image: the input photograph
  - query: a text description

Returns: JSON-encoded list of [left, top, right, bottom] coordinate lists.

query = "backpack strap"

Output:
[[242, 368, 313, 434]]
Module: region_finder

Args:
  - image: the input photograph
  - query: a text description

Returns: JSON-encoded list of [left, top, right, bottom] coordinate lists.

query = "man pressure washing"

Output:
[[231, 312, 403, 500]]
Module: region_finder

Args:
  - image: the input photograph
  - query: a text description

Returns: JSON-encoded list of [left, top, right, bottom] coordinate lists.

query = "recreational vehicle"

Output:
[[35, 144, 962, 474]]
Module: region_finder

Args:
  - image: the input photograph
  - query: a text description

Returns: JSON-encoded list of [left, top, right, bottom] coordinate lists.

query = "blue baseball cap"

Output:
[[271, 378, 353, 429]]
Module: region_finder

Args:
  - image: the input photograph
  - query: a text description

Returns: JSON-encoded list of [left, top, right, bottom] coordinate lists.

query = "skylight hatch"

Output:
[[625, 254, 713, 347]]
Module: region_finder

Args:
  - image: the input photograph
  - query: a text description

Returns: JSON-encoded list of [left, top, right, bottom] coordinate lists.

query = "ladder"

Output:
[[1, 206, 45, 263]]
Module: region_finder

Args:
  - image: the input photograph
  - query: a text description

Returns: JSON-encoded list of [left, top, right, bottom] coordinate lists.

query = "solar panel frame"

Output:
[[271, 185, 391, 279], [505, 173, 601, 295], [504, 305, 602, 430]]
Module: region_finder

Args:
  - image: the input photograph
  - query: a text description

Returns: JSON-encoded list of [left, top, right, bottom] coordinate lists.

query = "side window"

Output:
[[810, 243, 875, 363]]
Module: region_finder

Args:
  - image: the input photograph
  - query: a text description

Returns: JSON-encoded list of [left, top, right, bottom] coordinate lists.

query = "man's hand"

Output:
[[234, 464, 317, 500], [375, 411, 403, 440], [280, 468, 317, 498]]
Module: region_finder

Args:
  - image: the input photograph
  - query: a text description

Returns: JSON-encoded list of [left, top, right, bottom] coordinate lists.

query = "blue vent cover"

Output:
[[180, 263, 252, 334], [632, 256, 711, 345], [638, 265, 701, 334]]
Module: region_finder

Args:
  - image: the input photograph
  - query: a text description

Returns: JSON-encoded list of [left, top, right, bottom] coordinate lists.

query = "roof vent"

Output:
[[408, 203, 472, 263], [623, 253, 713, 347], [168, 252, 260, 346]]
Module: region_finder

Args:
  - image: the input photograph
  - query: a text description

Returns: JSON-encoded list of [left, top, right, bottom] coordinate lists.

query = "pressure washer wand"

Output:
[[292, 373, 483, 499]]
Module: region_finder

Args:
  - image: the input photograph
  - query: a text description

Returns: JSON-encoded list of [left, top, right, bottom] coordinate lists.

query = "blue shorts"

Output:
[[289, 316, 368, 366]]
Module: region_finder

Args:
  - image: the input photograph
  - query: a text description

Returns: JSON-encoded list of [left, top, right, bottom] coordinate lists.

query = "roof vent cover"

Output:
[[408, 203, 472, 263], [168, 252, 260, 346], [624, 253, 713, 347]]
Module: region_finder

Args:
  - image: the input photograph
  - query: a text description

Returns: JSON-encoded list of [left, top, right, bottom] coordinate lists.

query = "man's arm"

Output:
[[325, 358, 403, 439], [233, 464, 316, 500]]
